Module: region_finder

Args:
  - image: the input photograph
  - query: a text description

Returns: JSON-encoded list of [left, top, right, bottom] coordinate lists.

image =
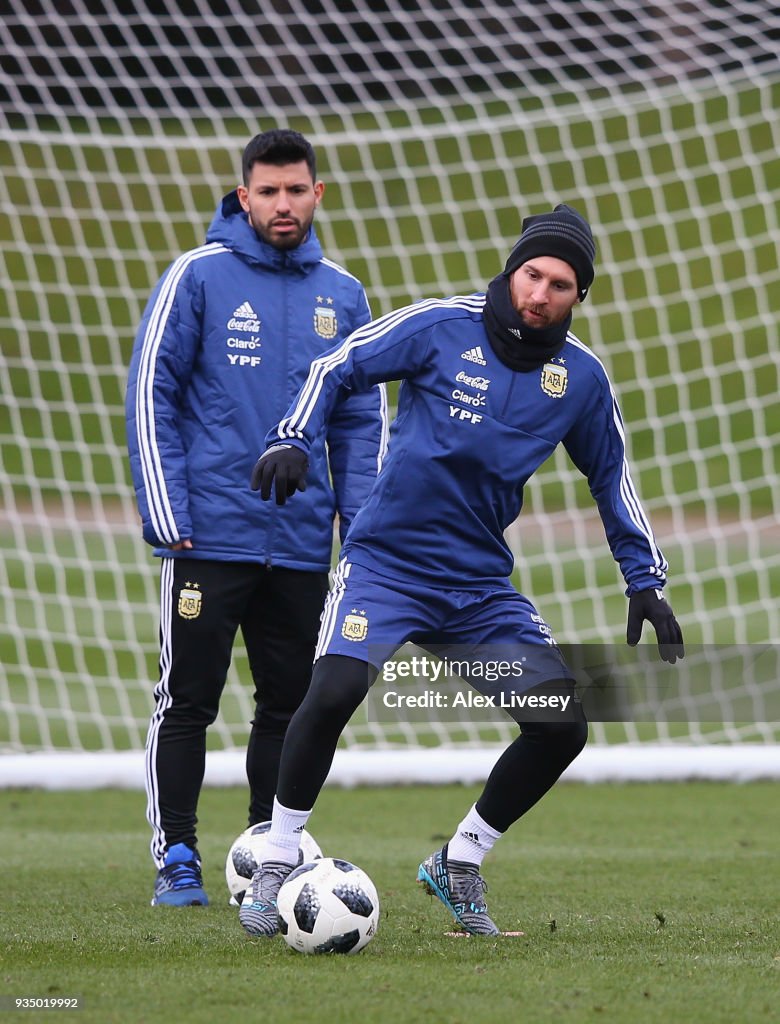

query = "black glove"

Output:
[[626, 588, 685, 664], [250, 444, 309, 505]]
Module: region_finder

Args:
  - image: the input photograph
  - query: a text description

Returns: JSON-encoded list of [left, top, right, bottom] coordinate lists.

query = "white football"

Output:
[[225, 821, 322, 903], [277, 857, 379, 955]]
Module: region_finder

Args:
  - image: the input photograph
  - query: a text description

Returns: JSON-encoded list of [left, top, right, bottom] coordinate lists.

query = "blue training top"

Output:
[[269, 294, 668, 592]]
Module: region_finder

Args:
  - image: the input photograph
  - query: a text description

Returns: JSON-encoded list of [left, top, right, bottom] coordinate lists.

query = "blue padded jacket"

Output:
[[126, 190, 388, 569]]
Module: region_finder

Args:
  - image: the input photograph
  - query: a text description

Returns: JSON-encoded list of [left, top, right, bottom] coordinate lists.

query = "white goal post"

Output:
[[1, 1, 778, 787]]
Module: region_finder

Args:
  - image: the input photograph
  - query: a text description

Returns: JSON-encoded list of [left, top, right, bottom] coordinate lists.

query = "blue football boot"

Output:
[[151, 843, 209, 907]]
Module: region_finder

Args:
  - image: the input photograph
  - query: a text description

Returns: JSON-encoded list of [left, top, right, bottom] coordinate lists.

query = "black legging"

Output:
[[276, 655, 376, 809], [475, 711, 588, 832], [276, 654, 587, 834]]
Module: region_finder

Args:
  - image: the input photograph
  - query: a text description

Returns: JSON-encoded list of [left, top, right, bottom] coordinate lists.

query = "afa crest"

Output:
[[313, 301, 338, 339], [178, 583, 202, 620], [341, 610, 368, 642], [541, 362, 568, 398]]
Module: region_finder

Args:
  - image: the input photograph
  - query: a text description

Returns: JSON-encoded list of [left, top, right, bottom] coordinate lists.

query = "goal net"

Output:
[[2, 0, 779, 787]]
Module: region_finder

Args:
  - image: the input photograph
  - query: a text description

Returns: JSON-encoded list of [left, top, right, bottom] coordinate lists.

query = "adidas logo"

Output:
[[227, 301, 261, 332], [233, 301, 257, 319], [461, 830, 481, 846], [461, 346, 486, 366]]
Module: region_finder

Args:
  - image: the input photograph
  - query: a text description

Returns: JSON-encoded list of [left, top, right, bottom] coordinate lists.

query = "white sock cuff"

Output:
[[272, 796, 312, 824], [264, 797, 313, 865], [470, 805, 503, 840], [446, 803, 503, 866]]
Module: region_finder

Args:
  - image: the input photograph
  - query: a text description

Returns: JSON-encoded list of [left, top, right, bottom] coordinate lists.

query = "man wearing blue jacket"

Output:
[[126, 129, 387, 907], [239, 203, 684, 937]]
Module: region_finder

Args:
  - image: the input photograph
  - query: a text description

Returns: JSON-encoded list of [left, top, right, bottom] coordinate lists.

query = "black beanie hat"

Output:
[[504, 203, 596, 301]]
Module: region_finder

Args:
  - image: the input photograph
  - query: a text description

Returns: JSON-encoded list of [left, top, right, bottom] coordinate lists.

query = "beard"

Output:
[[520, 304, 570, 328], [252, 215, 311, 250]]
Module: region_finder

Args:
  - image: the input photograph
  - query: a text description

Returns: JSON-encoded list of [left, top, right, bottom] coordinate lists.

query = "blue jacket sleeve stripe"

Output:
[[134, 242, 227, 544], [612, 405, 668, 581], [377, 380, 390, 471], [277, 295, 484, 442], [567, 335, 668, 583]]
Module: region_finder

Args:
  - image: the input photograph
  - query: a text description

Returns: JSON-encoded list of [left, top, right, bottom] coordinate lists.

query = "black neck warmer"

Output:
[[483, 274, 571, 372]]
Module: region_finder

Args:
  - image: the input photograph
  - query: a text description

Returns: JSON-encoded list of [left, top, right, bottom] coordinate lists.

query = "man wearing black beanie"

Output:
[[239, 204, 685, 941], [505, 203, 596, 299], [482, 203, 597, 373]]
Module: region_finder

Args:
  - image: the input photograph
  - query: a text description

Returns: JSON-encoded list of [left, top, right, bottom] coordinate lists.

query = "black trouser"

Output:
[[145, 557, 328, 865], [276, 654, 588, 834]]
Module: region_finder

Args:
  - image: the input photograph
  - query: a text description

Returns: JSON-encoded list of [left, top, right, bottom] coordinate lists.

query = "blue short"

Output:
[[315, 557, 573, 695]]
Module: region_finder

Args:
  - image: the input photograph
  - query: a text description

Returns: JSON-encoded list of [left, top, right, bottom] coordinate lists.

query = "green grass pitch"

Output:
[[2, 782, 778, 1024]]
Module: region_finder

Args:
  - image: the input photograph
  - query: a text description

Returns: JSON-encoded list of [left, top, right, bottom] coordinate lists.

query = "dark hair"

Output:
[[241, 129, 317, 185]]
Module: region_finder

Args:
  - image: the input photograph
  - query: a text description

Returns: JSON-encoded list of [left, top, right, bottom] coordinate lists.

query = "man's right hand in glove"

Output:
[[250, 444, 309, 505]]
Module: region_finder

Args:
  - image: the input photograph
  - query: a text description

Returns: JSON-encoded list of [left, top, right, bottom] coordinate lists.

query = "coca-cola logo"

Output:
[[455, 370, 490, 391], [227, 317, 261, 332]]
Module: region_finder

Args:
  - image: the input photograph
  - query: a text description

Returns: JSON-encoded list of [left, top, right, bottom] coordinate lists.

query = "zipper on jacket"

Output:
[[263, 259, 290, 568]]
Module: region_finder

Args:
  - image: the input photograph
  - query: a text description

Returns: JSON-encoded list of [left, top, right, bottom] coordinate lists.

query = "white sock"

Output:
[[263, 796, 312, 866], [446, 804, 503, 867]]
